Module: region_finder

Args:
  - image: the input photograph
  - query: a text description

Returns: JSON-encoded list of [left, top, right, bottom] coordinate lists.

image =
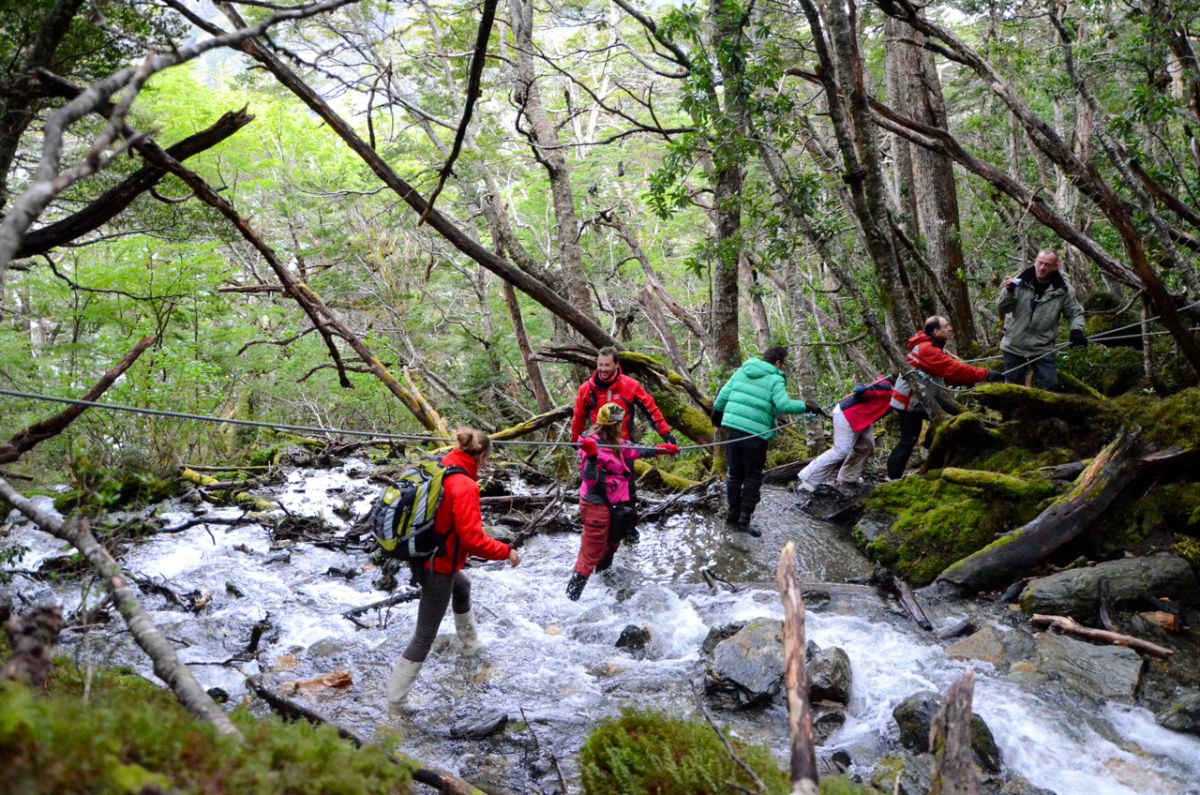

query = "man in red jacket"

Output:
[[798, 375, 895, 494], [570, 347, 677, 447], [570, 347, 677, 544], [887, 317, 1003, 480]]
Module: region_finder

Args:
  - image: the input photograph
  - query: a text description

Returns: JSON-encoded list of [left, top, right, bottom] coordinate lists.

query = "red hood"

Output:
[[441, 448, 479, 479], [905, 332, 932, 349]]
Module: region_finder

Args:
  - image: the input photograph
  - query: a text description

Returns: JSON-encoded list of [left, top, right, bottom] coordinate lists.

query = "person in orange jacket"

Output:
[[386, 428, 521, 709], [887, 317, 1003, 479]]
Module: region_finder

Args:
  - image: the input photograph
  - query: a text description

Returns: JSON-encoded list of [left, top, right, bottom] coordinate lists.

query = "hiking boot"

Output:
[[386, 657, 423, 711], [723, 511, 740, 528], [595, 550, 616, 572], [797, 478, 817, 494], [623, 527, 640, 545], [566, 572, 588, 601], [453, 609, 483, 655], [733, 523, 762, 538]]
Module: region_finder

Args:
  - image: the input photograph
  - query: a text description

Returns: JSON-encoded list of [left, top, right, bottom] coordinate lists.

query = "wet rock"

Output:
[[615, 625, 650, 654], [225, 581, 245, 598], [281, 669, 352, 695], [450, 711, 509, 739], [0, 592, 10, 625], [946, 625, 1006, 666], [280, 445, 314, 467], [326, 566, 359, 580], [871, 752, 934, 795], [701, 621, 746, 656], [1000, 777, 1057, 795], [457, 753, 531, 795], [808, 645, 852, 704], [854, 516, 888, 543], [812, 707, 845, 745], [1036, 632, 1144, 702], [206, 687, 229, 704], [307, 638, 349, 658], [892, 690, 1002, 773], [1155, 690, 1200, 737], [704, 619, 783, 709], [935, 616, 975, 640], [1019, 553, 1197, 620]]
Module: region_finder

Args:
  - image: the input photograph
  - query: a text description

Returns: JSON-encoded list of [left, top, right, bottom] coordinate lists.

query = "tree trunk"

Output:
[[740, 253, 772, 351], [500, 282, 552, 413], [928, 671, 980, 795], [508, 0, 596, 325], [777, 542, 820, 795]]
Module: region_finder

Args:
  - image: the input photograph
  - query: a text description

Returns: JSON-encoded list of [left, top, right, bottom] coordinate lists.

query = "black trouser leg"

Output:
[[726, 431, 746, 521], [402, 569, 470, 663], [887, 410, 926, 480], [728, 432, 768, 524]]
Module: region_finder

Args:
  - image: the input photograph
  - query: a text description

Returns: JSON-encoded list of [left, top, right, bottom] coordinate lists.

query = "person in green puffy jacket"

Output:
[[712, 346, 826, 536]]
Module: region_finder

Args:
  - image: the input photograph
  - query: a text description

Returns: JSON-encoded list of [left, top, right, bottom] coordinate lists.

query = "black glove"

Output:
[[1070, 329, 1087, 348], [805, 404, 828, 418], [661, 432, 678, 446], [984, 370, 1005, 383], [852, 385, 868, 396], [710, 408, 724, 426]]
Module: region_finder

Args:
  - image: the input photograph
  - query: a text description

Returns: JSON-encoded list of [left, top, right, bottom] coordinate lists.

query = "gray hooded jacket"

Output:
[[997, 266, 1085, 357]]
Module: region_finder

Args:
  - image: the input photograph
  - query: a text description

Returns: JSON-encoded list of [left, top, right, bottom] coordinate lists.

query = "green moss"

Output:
[[935, 467, 1057, 500], [1114, 387, 1200, 448], [1172, 534, 1200, 567], [579, 709, 790, 795], [1103, 481, 1200, 552], [969, 446, 1075, 474], [1060, 346, 1144, 396], [860, 475, 1047, 586], [1, 660, 412, 795], [765, 426, 812, 469]]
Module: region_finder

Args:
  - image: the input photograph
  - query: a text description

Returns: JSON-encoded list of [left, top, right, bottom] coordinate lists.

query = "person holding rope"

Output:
[[386, 428, 521, 710], [712, 346, 825, 537], [566, 402, 679, 600], [887, 318, 1003, 481], [570, 346, 677, 544], [998, 249, 1086, 391], [797, 374, 895, 496]]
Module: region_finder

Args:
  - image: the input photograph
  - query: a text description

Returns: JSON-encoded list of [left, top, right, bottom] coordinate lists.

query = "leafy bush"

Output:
[[0, 661, 411, 795]]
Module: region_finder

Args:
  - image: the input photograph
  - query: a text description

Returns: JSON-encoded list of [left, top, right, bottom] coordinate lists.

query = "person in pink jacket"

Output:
[[567, 402, 678, 600], [798, 376, 895, 494]]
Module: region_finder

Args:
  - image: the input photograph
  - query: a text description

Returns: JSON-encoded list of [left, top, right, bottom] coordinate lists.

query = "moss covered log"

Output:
[[935, 468, 1057, 500], [180, 467, 275, 512]]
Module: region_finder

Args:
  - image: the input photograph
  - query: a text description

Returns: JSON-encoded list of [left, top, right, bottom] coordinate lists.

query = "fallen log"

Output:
[[934, 467, 1056, 499], [969, 382, 1107, 423], [891, 575, 933, 632], [180, 467, 275, 512], [0, 334, 155, 465], [936, 428, 1141, 593], [488, 404, 572, 441], [1031, 614, 1174, 658], [777, 542, 819, 795]]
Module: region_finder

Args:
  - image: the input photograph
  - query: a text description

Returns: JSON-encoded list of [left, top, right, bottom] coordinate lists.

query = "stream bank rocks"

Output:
[[1155, 690, 1200, 736], [891, 690, 1001, 773], [702, 620, 852, 713], [1018, 553, 1197, 619]]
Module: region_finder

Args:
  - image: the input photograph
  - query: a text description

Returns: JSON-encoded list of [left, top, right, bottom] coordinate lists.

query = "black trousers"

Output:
[[726, 429, 769, 523], [1002, 351, 1059, 391], [887, 409, 928, 480], [401, 569, 471, 663]]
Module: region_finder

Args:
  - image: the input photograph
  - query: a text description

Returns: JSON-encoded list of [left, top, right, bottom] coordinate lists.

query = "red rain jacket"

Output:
[[890, 333, 989, 411], [837, 376, 895, 433], [426, 448, 511, 575], [570, 366, 671, 443]]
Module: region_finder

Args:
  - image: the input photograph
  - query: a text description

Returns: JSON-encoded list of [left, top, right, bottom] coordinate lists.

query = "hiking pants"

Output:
[[799, 406, 874, 487], [575, 501, 620, 576], [1002, 351, 1059, 391], [887, 409, 929, 480], [401, 569, 471, 663], [726, 429, 769, 522]]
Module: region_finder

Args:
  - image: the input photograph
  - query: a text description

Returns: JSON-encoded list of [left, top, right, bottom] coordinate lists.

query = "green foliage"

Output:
[[1059, 345, 1144, 396], [578, 709, 789, 795], [1173, 534, 1200, 568], [1113, 387, 1200, 448], [0, 661, 412, 795]]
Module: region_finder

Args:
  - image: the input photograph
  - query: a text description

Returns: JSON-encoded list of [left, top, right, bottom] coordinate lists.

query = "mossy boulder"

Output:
[[1018, 553, 1198, 619], [1059, 345, 1144, 396], [856, 474, 1047, 586], [578, 708, 790, 795], [1156, 690, 1200, 737], [891, 691, 1001, 773]]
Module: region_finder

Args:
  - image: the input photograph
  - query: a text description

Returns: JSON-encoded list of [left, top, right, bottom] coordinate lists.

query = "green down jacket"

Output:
[[713, 358, 808, 439]]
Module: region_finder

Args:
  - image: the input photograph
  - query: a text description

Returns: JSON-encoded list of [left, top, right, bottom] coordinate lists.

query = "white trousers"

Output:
[[799, 406, 875, 486]]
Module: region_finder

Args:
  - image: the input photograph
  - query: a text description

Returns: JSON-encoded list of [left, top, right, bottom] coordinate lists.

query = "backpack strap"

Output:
[[421, 464, 471, 571]]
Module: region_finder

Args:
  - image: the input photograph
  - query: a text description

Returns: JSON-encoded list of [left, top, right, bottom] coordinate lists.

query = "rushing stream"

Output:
[[4, 457, 1200, 794]]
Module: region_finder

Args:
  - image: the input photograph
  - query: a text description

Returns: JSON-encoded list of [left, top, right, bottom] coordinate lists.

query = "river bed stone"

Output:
[[1018, 553, 1197, 619], [1035, 632, 1144, 702]]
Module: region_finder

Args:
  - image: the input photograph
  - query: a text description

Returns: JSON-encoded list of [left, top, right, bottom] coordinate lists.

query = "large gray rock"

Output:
[[1019, 553, 1197, 619], [809, 645, 852, 704], [1036, 632, 1144, 702], [892, 690, 1002, 773], [704, 620, 784, 709], [1156, 691, 1200, 737]]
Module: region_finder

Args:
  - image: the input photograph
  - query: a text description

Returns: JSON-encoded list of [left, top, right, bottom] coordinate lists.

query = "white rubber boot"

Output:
[[454, 609, 484, 655], [386, 657, 423, 710]]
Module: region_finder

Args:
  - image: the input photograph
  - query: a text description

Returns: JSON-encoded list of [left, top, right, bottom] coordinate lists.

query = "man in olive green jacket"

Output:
[[998, 249, 1087, 390], [712, 346, 824, 536]]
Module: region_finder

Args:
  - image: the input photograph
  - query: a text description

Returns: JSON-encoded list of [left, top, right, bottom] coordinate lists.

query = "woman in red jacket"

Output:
[[798, 375, 895, 494], [386, 428, 521, 709]]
